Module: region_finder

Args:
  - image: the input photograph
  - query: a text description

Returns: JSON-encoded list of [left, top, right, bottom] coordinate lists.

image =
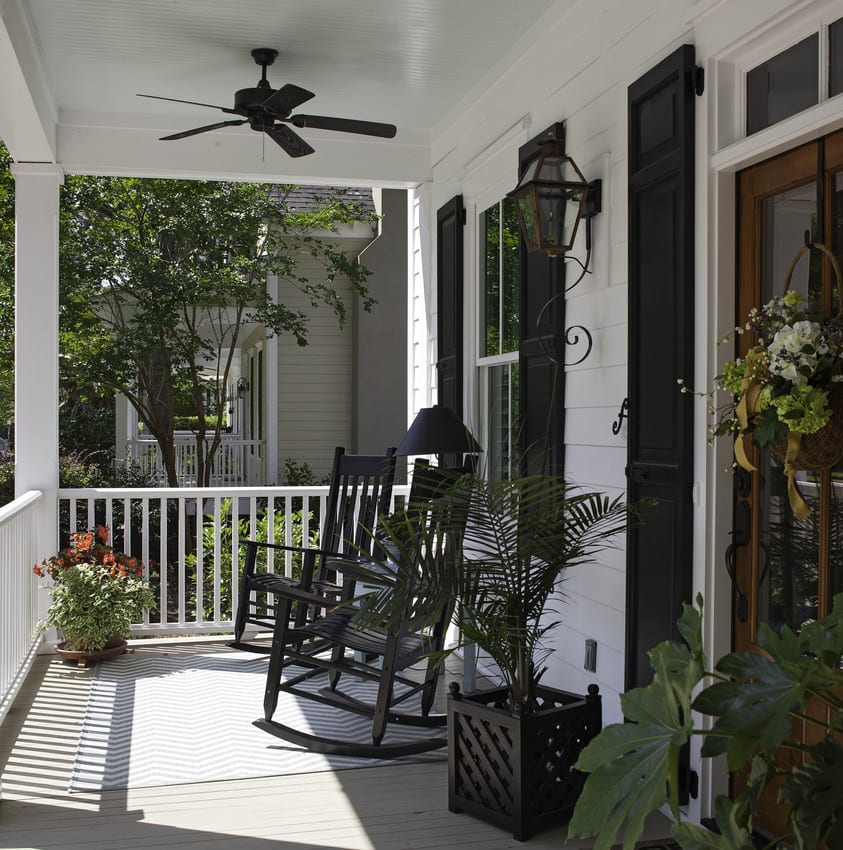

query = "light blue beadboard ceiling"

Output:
[[23, 0, 562, 132]]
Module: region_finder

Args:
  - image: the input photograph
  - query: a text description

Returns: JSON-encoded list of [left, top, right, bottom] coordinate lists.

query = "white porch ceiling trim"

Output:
[[0, 0, 56, 162], [56, 115, 430, 186]]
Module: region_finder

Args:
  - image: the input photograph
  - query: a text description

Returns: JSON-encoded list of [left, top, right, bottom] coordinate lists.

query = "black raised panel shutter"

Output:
[[626, 45, 695, 692], [518, 133, 565, 477], [436, 196, 465, 434]]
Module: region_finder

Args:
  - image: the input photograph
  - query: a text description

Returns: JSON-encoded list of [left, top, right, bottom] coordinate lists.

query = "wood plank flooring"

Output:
[[0, 640, 673, 849]]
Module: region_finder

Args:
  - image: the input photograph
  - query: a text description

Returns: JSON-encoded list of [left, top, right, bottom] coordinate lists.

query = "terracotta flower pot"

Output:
[[56, 636, 128, 668]]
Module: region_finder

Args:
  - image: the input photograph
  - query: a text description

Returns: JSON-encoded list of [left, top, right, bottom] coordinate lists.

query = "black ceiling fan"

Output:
[[138, 48, 397, 158]]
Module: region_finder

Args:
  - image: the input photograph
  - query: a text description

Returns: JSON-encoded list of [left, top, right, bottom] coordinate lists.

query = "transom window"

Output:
[[747, 16, 843, 135]]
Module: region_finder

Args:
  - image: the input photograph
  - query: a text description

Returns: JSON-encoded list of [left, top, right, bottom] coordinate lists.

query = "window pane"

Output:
[[747, 34, 818, 135], [502, 198, 521, 354], [481, 203, 500, 357], [487, 362, 519, 481], [830, 17, 843, 97]]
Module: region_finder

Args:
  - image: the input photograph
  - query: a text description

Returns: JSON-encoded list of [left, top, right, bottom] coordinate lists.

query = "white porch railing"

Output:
[[0, 490, 43, 727], [58, 484, 410, 636], [126, 436, 266, 487]]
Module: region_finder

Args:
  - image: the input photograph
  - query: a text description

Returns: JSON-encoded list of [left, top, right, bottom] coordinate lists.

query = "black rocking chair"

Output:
[[252, 459, 465, 758], [229, 445, 397, 653]]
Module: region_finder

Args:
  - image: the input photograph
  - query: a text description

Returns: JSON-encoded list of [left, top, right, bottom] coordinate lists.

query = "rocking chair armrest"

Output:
[[323, 555, 398, 584], [244, 539, 347, 561], [262, 579, 344, 610]]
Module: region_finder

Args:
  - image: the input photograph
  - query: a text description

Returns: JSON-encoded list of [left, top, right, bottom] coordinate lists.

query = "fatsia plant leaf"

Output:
[[568, 599, 705, 850], [672, 796, 755, 850], [797, 593, 843, 666], [779, 738, 843, 850], [567, 722, 676, 850], [692, 650, 807, 769]]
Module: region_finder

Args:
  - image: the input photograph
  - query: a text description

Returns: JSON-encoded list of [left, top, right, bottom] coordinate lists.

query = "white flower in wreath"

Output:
[[767, 320, 827, 385]]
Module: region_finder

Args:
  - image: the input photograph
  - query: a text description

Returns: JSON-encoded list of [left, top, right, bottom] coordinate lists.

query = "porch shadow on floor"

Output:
[[0, 640, 676, 850]]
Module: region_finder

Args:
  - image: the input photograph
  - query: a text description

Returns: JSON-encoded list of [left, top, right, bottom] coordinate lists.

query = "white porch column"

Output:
[[11, 163, 63, 560], [114, 393, 136, 466]]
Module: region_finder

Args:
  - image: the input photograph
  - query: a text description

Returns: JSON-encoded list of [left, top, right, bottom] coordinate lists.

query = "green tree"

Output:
[[59, 178, 376, 486]]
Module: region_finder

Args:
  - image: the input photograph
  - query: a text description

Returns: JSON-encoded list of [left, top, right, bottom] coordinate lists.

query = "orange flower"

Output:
[[33, 565, 43, 577], [97, 526, 110, 543]]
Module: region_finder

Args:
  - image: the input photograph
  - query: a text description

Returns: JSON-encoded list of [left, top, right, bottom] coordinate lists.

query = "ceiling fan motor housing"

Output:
[[235, 87, 277, 115]]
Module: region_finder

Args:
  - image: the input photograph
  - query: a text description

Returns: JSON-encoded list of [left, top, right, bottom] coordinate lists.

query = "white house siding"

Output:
[[275, 237, 373, 480], [425, 0, 694, 729], [414, 0, 843, 821]]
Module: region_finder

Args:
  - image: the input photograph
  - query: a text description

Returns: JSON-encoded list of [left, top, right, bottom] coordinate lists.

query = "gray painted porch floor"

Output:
[[0, 639, 674, 849]]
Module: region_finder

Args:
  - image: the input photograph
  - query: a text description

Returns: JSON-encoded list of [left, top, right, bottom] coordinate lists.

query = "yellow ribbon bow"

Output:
[[732, 350, 810, 519]]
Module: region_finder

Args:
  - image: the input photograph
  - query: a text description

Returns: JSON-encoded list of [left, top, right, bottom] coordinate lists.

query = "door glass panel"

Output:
[[756, 182, 821, 634], [831, 171, 843, 602]]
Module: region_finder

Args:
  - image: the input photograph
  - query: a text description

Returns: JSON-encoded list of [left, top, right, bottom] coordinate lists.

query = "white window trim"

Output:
[[708, 0, 843, 153]]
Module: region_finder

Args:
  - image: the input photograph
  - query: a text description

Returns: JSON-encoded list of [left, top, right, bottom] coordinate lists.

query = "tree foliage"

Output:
[[59, 178, 376, 486]]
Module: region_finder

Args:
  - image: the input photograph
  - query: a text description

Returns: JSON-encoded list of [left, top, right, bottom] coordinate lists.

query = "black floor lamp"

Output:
[[395, 404, 481, 471]]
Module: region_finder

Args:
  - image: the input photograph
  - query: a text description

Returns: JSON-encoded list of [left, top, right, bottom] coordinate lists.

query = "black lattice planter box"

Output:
[[447, 682, 601, 841]]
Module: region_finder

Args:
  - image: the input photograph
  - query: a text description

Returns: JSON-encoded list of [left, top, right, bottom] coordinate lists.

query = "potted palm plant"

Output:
[[35, 526, 155, 666], [354, 473, 629, 840]]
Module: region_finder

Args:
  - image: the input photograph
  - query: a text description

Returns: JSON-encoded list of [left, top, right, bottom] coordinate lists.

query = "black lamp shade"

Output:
[[396, 406, 482, 456]]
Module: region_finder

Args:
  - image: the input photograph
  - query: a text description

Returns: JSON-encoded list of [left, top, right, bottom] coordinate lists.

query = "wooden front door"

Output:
[[734, 129, 843, 838]]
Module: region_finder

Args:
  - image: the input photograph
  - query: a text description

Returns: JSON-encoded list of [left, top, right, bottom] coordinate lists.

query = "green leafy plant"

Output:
[[568, 594, 843, 850], [354, 473, 629, 713], [186, 497, 318, 621], [35, 526, 155, 651], [282, 457, 330, 486]]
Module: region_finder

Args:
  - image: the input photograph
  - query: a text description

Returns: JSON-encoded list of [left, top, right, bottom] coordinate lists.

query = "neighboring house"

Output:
[[4, 0, 842, 837], [117, 185, 408, 484]]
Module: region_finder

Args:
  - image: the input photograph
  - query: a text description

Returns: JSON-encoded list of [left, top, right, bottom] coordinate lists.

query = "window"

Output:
[[747, 34, 818, 135], [478, 198, 520, 480], [745, 18, 843, 136], [830, 17, 843, 97], [481, 199, 520, 358]]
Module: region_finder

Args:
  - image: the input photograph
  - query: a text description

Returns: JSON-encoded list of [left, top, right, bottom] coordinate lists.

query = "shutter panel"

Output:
[[436, 196, 465, 425], [518, 137, 565, 477], [626, 45, 696, 691]]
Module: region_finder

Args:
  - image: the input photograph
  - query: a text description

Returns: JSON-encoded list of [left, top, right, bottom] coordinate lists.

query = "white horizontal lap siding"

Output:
[[276, 248, 361, 480], [427, 0, 694, 710]]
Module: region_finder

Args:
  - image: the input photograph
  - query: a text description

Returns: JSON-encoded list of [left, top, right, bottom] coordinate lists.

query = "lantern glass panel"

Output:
[[536, 186, 567, 251], [516, 194, 539, 251]]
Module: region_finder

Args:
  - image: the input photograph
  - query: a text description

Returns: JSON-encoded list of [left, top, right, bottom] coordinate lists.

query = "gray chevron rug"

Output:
[[69, 650, 446, 792]]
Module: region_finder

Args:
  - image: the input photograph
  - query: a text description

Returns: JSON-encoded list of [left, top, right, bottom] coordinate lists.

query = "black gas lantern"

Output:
[[508, 123, 600, 257]]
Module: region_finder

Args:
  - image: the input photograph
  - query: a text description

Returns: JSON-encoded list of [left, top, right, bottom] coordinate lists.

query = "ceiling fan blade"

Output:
[[289, 114, 397, 138], [264, 124, 315, 158], [260, 84, 315, 117], [138, 93, 241, 115], [160, 119, 247, 141]]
